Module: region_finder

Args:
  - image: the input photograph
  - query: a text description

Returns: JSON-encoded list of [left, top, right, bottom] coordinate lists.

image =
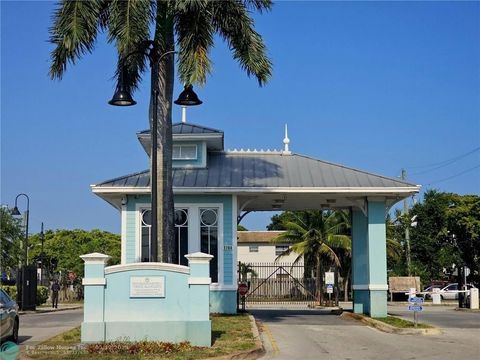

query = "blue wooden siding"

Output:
[[125, 194, 234, 285]]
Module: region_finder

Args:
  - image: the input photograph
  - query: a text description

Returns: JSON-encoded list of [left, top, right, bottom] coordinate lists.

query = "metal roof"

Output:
[[93, 151, 418, 190], [138, 122, 223, 135], [137, 122, 224, 155]]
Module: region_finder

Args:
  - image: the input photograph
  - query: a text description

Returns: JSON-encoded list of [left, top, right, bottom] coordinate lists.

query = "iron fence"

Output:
[[240, 262, 317, 306]]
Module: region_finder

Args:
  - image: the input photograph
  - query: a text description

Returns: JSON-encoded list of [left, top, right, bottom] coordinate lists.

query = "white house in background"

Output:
[[237, 231, 301, 263]]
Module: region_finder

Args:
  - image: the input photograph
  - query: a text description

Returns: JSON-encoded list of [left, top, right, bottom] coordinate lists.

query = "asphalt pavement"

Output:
[[252, 305, 480, 360], [17, 308, 83, 347]]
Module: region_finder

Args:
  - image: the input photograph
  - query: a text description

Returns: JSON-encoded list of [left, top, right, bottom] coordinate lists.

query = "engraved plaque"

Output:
[[130, 276, 165, 298]]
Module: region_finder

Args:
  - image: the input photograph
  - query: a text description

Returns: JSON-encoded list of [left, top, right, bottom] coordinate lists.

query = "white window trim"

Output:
[[249, 245, 259, 253], [172, 141, 207, 169], [135, 202, 151, 262], [173, 144, 198, 160], [136, 202, 224, 286], [232, 195, 238, 286], [176, 202, 224, 287], [121, 204, 127, 264]]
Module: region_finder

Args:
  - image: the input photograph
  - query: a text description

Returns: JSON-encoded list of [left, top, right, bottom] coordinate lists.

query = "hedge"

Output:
[[0, 285, 49, 306]]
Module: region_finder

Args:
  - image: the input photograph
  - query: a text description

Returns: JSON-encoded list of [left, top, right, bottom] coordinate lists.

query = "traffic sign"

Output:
[[326, 284, 334, 294], [408, 297, 424, 304], [408, 305, 423, 312], [325, 272, 335, 285], [238, 283, 248, 296]]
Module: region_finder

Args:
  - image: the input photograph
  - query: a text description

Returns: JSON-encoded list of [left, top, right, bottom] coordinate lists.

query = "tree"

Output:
[[237, 224, 248, 232], [238, 262, 257, 283], [49, 0, 272, 263], [270, 210, 402, 302], [273, 210, 351, 304], [408, 190, 479, 285], [28, 229, 121, 280], [0, 207, 23, 277]]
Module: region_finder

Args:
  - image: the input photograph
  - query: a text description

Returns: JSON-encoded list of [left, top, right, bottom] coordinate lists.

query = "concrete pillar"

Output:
[[352, 200, 388, 318], [470, 288, 479, 309], [185, 252, 213, 320], [185, 252, 213, 344], [80, 252, 110, 342]]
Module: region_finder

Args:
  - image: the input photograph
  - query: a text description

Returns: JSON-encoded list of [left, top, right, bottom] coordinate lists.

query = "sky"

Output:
[[1, 1, 479, 235]]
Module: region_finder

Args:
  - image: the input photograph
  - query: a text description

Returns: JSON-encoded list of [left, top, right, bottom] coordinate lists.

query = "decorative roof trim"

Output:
[[91, 185, 421, 194]]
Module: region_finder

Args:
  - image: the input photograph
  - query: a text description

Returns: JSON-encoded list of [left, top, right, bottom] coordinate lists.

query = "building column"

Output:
[[352, 200, 388, 318]]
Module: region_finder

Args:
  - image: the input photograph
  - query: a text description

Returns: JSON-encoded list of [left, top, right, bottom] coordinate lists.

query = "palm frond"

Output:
[[174, 0, 214, 85], [49, 0, 103, 79], [244, 0, 273, 13], [108, 0, 152, 90], [211, 0, 272, 86], [319, 243, 341, 266], [387, 238, 402, 261], [327, 234, 352, 254]]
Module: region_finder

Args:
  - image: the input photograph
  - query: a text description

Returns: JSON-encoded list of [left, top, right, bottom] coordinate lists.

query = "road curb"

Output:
[[454, 307, 480, 313], [19, 305, 83, 315], [204, 314, 264, 360], [341, 312, 442, 336], [389, 302, 456, 307]]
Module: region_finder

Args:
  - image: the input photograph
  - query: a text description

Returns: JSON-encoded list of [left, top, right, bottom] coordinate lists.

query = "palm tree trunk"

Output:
[[343, 269, 350, 302], [152, 3, 176, 263], [316, 254, 323, 305]]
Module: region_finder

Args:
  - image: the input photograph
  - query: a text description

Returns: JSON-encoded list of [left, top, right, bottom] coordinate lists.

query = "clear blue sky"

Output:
[[2, 1, 479, 235]]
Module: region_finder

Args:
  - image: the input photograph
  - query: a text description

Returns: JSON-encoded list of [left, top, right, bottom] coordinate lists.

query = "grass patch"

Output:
[[25, 314, 256, 360], [375, 316, 432, 329]]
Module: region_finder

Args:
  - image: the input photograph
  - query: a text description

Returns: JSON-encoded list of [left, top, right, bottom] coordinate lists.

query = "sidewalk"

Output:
[[19, 302, 83, 315]]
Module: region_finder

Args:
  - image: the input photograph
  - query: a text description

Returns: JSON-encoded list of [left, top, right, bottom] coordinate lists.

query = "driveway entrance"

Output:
[[252, 307, 480, 360], [242, 262, 317, 308]]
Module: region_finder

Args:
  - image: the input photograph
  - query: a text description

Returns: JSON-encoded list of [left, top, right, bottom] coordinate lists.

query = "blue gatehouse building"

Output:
[[90, 121, 420, 318]]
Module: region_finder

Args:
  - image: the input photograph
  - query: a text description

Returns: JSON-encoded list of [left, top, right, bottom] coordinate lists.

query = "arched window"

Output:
[[200, 208, 218, 283]]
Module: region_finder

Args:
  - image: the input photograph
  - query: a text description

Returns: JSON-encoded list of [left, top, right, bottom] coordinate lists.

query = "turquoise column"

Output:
[[352, 200, 388, 318], [352, 208, 369, 314], [185, 252, 213, 346]]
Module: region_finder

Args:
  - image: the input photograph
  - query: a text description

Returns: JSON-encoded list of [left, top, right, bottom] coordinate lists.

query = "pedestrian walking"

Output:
[[51, 280, 60, 308]]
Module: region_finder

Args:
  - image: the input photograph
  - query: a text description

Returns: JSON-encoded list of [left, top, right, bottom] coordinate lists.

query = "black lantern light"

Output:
[[174, 85, 202, 106]]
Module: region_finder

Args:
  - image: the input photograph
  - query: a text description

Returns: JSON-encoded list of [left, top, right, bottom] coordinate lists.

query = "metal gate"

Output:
[[17, 265, 37, 310], [240, 262, 317, 307]]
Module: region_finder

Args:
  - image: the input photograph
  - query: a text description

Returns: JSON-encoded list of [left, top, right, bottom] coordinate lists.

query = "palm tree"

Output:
[[238, 262, 257, 283], [49, 0, 272, 263], [274, 210, 351, 305]]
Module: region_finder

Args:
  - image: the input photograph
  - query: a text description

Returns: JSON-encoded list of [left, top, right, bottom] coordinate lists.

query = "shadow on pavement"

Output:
[[17, 335, 32, 344], [249, 308, 352, 326]]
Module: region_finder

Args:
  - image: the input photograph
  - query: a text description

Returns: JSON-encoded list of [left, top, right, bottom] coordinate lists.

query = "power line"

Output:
[[408, 147, 480, 175], [425, 164, 480, 186]]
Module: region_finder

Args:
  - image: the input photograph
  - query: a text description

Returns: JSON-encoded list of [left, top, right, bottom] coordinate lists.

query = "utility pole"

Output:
[[40, 222, 45, 286], [401, 169, 411, 276]]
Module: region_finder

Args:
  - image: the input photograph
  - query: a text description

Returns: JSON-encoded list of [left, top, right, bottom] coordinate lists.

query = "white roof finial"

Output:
[[181, 106, 187, 123], [283, 124, 291, 155]]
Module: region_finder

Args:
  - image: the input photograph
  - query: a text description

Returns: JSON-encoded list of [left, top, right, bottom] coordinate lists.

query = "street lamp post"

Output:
[[11, 194, 30, 266], [109, 44, 202, 262], [11, 193, 30, 310]]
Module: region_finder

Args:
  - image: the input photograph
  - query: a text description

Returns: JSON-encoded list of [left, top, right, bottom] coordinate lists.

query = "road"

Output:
[[252, 306, 480, 360], [17, 309, 83, 347]]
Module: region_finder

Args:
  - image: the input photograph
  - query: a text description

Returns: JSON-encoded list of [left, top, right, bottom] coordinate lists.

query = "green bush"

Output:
[[0, 285, 17, 300], [0, 285, 49, 305], [36, 286, 49, 305]]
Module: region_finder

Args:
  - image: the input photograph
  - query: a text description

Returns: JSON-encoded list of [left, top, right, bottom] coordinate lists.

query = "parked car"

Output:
[[439, 283, 477, 300], [421, 285, 443, 300], [0, 288, 19, 343]]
